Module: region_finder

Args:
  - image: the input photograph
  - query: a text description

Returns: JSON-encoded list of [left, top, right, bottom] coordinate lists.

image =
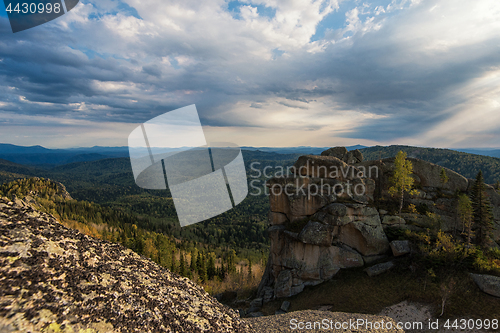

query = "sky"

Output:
[[0, 0, 500, 148]]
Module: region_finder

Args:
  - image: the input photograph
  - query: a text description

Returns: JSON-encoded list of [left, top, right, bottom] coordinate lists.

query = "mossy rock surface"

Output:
[[0, 197, 252, 333]]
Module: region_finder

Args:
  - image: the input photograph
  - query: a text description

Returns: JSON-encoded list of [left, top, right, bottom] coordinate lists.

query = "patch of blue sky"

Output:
[[227, 1, 276, 20], [310, 0, 396, 42], [115, 1, 141, 19], [169, 57, 181, 70], [71, 46, 133, 62], [71, 46, 107, 59], [271, 48, 285, 60], [84, 0, 142, 20], [310, 9, 346, 42]]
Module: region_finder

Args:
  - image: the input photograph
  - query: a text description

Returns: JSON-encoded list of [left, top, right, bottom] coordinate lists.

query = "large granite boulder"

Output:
[[267, 176, 375, 222], [365, 261, 395, 277], [298, 221, 335, 246], [0, 198, 252, 333], [338, 221, 390, 256], [390, 240, 411, 257], [470, 273, 500, 298]]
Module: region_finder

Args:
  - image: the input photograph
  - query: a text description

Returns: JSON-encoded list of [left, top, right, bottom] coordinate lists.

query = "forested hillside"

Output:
[[1, 146, 499, 257], [360, 145, 500, 184], [0, 178, 266, 296]]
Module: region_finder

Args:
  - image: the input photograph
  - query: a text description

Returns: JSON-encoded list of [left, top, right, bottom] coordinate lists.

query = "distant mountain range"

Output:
[[1, 143, 500, 176], [0, 143, 130, 168]]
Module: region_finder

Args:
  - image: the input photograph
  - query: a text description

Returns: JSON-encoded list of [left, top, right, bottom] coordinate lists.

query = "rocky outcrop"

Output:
[[390, 240, 410, 257], [321, 146, 364, 164], [365, 261, 395, 277], [470, 273, 500, 298], [258, 151, 389, 300], [247, 310, 404, 333], [357, 156, 500, 236], [258, 146, 500, 301], [0, 197, 252, 333]]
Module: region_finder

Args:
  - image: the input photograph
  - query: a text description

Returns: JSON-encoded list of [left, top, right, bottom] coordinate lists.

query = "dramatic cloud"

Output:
[[0, 0, 499, 148]]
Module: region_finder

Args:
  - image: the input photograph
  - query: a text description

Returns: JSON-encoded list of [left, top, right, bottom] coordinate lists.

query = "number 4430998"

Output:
[[444, 319, 498, 330], [5, 2, 61, 14]]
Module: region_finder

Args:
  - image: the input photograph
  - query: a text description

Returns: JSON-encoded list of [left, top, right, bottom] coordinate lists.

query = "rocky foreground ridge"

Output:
[[0, 197, 252, 333], [257, 147, 500, 302]]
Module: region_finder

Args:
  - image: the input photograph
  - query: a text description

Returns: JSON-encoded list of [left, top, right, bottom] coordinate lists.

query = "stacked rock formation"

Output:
[[257, 147, 500, 301], [0, 197, 253, 333], [357, 156, 500, 240]]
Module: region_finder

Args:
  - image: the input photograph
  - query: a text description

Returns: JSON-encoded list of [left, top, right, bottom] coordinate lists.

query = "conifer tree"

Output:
[[470, 171, 494, 246], [179, 252, 186, 277], [190, 250, 197, 273], [247, 259, 253, 281], [170, 249, 176, 273], [198, 252, 207, 283], [196, 250, 202, 274], [229, 249, 238, 274], [207, 253, 216, 281], [457, 194, 473, 246]]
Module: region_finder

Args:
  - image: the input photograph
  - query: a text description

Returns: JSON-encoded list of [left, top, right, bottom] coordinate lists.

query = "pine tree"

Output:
[[388, 151, 416, 215], [190, 250, 197, 273], [218, 262, 226, 281], [170, 249, 176, 273], [207, 253, 216, 281], [196, 250, 202, 274], [227, 249, 236, 274], [179, 253, 186, 277], [457, 194, 473, 246], [198, 252, 207, 283], [470, 171, 494, 246], [247, 259, 253, 281]]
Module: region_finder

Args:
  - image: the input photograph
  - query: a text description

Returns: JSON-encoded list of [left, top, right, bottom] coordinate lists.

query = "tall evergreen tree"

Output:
[[196, 250, 202, 274], [179, 253, 186, 277], [190, 250, 197, 273], [247, 259, 253, 281], [227, 249, 237, 274], [207, 253, 216, 281], [470, 171, 494, 246], [457, 194, 473, 246], [198, 252, 207, 283], [170, 249, 176, 273]]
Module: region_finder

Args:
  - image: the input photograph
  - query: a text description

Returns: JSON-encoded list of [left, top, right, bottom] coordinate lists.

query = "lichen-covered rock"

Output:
[[470, 273, 500, 298], [268, 212, 288, 226], [247, 310, 404, 333], [274, 270, 293, 298], [390, 240, 410, 257], [365, 261, 395, 277], [382, 216, 405, 226], [338, 220, 390, 256], [0, 197, 252, 333], [297, 221, 335, 246]]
